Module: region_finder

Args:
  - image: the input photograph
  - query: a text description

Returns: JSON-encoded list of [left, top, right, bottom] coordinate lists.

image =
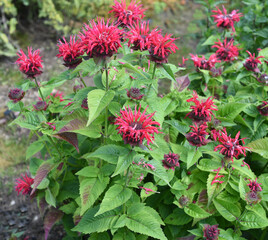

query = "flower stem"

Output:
[[34, 130, 52, 158], [79, 72, 87, 87], [34, 77, 45, 101], [104, 61, 109, 144], [47, 135, 62, 160], [146, 61, 157, 99]]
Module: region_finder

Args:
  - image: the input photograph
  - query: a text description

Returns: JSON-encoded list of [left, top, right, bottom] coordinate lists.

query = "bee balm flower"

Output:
[[162, 152, 180, 170], [203, 224, 220, 240], [8, 88, 25, 103], [15, 173, 34, 195], [186, 123, 209, 147], [243, 50, 264, 73], [257, 101, 268, 116]]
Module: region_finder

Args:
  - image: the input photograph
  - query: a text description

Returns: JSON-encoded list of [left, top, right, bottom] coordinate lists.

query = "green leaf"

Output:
[[247, 137, 268, 159], [213, 198, 241, 221], [96, 184, 132, 216], [232, 159, 256, 179], [112, 151, 136, 177], [80, 176, 109, 215], [73, 58, 102, 77], [187, 149, 202, 169], [164, 208, 192, 225], [45, 188, 56, 207], [165, 119, 190, 135], [83, 145, 129, 164], [217, 103, 248, 121], [184, 203, 211, 219], [197, 158, 224, 172], [126, 203, 167, 240], [72, 206, 119, 234], [202, 35, 220, 46], [89, 232, 111, 240], [161, 64, 176, 81], [239, 176, 247, 201], [87, 89, 115, 126], [76, 166, 99, 178], [113, 228, 135, 240]]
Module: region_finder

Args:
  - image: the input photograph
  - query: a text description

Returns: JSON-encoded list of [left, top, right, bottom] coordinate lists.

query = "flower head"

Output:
[[214, 129, 247, 162], [115, 105, 160, 147], [245, 191, 261, 204], [46, 91, 64, 102], [33, 100, 48, 111], [81, 98, 88, 110], [16, 47, 43, 78], [203, 224, 220, 240], [186, 91, 218, 123], [178, 56, 189, 68], [147, 32, 179, 63], [80, 18, 123, 59], [8, 88, 25, 103], [186, 123, 209, 147], [247, 178, 262, 192], [178, 195, 189, 208], [15, 173, 34, 195], [257, 74, 268, 85], [126, 87, 144, 100], [244, 50, 264, 72], [162, 152, 180, 170], [190, 54, 220, 71], [257, 101, 268, 116], [56, 36, 84, 69], [73, 84, 84, 93], [210, 67, 223, 77], [139, 186, 159, 194], [212, 38, 240, 62], [109, 0, 146, 28], [211, 5, 242, 32]]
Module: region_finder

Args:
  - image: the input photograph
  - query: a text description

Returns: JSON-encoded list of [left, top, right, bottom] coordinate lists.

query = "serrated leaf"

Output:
[[44, 208, 63, 240], [53, 132, 79, 153], [197, 158, 224, 172], [112, 151, 136, 177], [26, 141, 44, 159], [184, 203, 211, 219], [164, 208, 192, 225], [76, 166, 99, 178], [73, 58, 102, 77], [187, 149, 202, 169], [96, 184, 132, 216], [217, 103, 248, 121], [247, 137, 268, 159], [87, 89, 115, 126], [213, 198, 241, 221], [232, 159, 256, 179], [161, 64, 176, 81], [165, 119, 190, 135], [239, 176, 247, 201], [202, 35, 220, 46], [89, 232, 111, 240]]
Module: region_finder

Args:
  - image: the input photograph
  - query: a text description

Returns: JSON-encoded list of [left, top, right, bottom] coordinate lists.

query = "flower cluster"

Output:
[[15, 173, 34, 195], [186, 123, 209, 147], [132, 159, 155, 170], [244, 50, 264, 72], [115, 105, 160, 147], [190, 54, 220, 71], [126, 87, 144, 100], [246, 178, 262, 204], [33, 100, 48, 111], [8, 88, 25, 103], [203, 224, 220, 240], [162, 152, 180, 170], [257, 101, 268, 116]]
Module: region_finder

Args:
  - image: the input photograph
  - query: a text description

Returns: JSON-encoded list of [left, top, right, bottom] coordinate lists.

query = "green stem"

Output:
[[47, 135, 62, 160], [146, 61, 157, 100], [79, 72, 87, 87], [34, 77, 45, 101], [104, 62, 109, 144], [34, 131, 52, 158]]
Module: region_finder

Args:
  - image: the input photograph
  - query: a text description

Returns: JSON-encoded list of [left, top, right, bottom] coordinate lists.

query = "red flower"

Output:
[[247, 178, 262, 192], [211, 5, 242, 32], [186, 91, 218, 123], [257, 101, 268, 116], [212, 38, 240, 62], [146, 32, 178, 63], [211, 167, 224, 185], [46, 91, 64, 102], [8, 88, 25, 103], [33, 100, 48, 111], [214, 129, 247, 162], [115, 105, 160, 147], [244, 50, 264, 72], [139, 186, 159, 194], [186, 123, 209, 147], [203, 224, 220, 240], [109, 0, 146, 28], [81, 98, 88, 110], [126, 87, 144, 100], [162, 152, 180, 170], [190, 54, 220, 71], [178, 56, 188, 68], [46, 122, 56, 131], [16, 47, 43, 78], [126, 21, 156, 51], [56, 36, 84, 69], [80, 18, 123, 58], [15, 173, 34, 195]]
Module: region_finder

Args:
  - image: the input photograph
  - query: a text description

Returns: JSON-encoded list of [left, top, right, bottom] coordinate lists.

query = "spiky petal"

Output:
[[257, 101, 268, 116], [162, 152, 180, 170], [33, 100, 48, 111], [190, 54, 220, 71], [15, 173, 34, 195], [8, 88, 25, 103], [203, 224, 220, 240], [126, 87, 144, 100], [244, 50, 264, 72], [247, 178, 262, 192], [186, 123, 209, 147]]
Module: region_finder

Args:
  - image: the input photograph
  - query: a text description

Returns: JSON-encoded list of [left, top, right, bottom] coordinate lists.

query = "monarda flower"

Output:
[[214, 129, 247, 162], [257, 101, 268, 116], [16, 47, 43, 78], [80, 18, 123, 59], [211, 5, 242, 32], [247, 178, 262, 192], [203, 224, 220, 240], [15, 173, 34, 195], [81, 98, 88, 110], [126, 87, 144, 100], [186, 123, 209, 147], [73, 84, 84, 93], [147, 32, 178, 64], [244, 50, 264, 72], [178, 195, 189, 208], [56, 36, 84, 69], [178, 56, 189, 68], [190, 54, 220, 71], [256, 74, 268, 85], [245, 191, 261, 205], [162, 152, 180, 170], [186, 91, 218, 123], [46, 91, 64, 102], [115, 105, 160, 147], [33, 100, 48, 111], [109, 0, 145, 28], [212, 38, 240, 62], [8, 88, 25, 103]]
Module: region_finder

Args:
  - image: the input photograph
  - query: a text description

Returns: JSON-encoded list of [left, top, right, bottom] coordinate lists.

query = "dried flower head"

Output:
[[109, 0, 146, 28], [162, 152, 180, 170], [211, 5, 242, 32], [115, 105, 160, 147], [186, 123, 209, 147], [257, 74, 268, 85], [186, 91, 218, 123], [73, 84, 84, 93], [126, 87, 144, 100], [245, 191, 261, 205], [212, 38, 240, 62], [190, 54, 220, 71], [147, 32, 179, 63], [8, 88, 25, 103], [33, 100, 48, 111], [243, 50, 264, 72], [210, 67, 223, 77], [214, 129, 247, 162], [81, 98, 88, 110], [203, 224, 220, 240], [178, 195, 189, 208], [56, 36, 84, 69], [80, 18, 123, 59], [257, 101, 268, 116], [247, 178, 262, 192], [15, 173, 34, 195]]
